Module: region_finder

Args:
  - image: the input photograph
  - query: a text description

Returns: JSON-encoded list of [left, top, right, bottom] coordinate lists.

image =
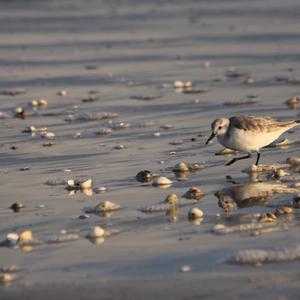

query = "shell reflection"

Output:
[[215, 182, 296, 212]]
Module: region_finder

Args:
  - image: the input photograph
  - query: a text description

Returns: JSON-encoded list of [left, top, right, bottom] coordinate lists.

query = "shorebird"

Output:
[[206, 115, 300, 166]]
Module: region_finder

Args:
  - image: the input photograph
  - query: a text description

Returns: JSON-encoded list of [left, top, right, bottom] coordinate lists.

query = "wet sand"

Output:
[[0, 0, 300, 299]]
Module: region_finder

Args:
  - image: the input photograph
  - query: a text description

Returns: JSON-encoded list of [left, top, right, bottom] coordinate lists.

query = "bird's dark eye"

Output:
[[218, 126, 222, 130]]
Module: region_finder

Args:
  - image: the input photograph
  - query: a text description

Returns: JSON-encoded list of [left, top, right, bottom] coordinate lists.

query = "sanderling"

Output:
[[206, 115, 300, 166]]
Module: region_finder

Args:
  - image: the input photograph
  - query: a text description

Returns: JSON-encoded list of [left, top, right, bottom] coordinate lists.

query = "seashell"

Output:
[[180, 265, 191, 273], [215, 148, 236, 155], [80, 179, 92, 189], [153, 132, 161, 137], [19, 230, 33, 242], [164, 194, 178, 204], [87, 226, 105, 238], [57, 90, 67, 97], [285, 96, 299, 109], [243, 77, 254, 84], [0, 265, 21, 273], [93, 186, 107, 193], [89, 237, 105, 245], [31, 100, 39, 107], [258, 212, 277, 223], [169, 140, 183, 145], [15, 107, 23, 114], [82, 188, 93, 196], [184, 187, 204, 200], [114, 144, 125, 150], [274, 169, 289, 179], [47, 234, 79, 244], [78, 213, 90, 219], [14, 107, 26, 119], [173, 162, 189, 172], [73, 132, 81, 138], [0, 273, 14, 284], [135, 170, 154, 183], [6, 232, 19, 246], [184, 81, 193, 88], [160, 124, 173, 130], [275, 206, 293, 216], [286, 156, 300, 166], [94, 200, 120, 212], [188, 207, 203, 220], [67, 179, 76, 187], [41, 132, 55, 139], [174, 80, 185, 88], [95, 128, 113, 136], [152, 176, 173, 186], [10, 202, 25, 212]]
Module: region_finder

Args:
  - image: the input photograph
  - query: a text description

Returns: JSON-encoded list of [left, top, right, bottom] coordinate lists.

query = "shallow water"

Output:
[[0, 0, 300, 298]]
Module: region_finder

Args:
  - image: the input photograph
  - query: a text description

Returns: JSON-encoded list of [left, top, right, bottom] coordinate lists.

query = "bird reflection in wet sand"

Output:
[[215, 182, 296, 212]]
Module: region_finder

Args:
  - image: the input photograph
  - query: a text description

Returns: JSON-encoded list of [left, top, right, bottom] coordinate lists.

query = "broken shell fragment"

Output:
[[188, 207, 204, 220], [184, 187, 204, 200], [173, 162, 189, 172], [164, 194, 178, 204], [94, 200, 120, 212], [258, 212, 277, 223], [135, 170, 154, 183], [152, 176, 173, 187], [19, 230, 33, 242]]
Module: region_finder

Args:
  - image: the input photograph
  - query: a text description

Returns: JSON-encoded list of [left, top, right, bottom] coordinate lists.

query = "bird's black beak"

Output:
[[205, 132, 216, 144]]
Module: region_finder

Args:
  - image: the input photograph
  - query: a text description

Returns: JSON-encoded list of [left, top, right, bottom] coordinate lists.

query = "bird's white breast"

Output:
[[217, 127, 288, 152]]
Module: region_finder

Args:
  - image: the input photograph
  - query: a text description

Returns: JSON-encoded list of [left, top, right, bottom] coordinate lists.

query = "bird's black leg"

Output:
[[225, 153, 252, 166], [255, 152, 261, 166]]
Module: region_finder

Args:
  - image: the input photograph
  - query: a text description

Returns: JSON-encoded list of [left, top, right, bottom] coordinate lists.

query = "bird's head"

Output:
[[205, 117, 230, 144]]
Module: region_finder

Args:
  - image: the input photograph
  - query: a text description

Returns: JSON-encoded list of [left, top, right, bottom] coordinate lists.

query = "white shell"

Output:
[[94, 186, 107, 193], [15, 107, 23, 113], [180, 265, 191, 273], [153, 132, 161, 137], [88, 226, 105, 238], [174, 80, 184, 88], [188, 207, 204, 219], [152, 176, 173, 186], [173, 162, 189, 172], [6, 232, 19, 246]]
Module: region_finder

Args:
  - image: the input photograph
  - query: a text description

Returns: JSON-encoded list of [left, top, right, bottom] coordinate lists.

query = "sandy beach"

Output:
[[0, 0, 300, 299]]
